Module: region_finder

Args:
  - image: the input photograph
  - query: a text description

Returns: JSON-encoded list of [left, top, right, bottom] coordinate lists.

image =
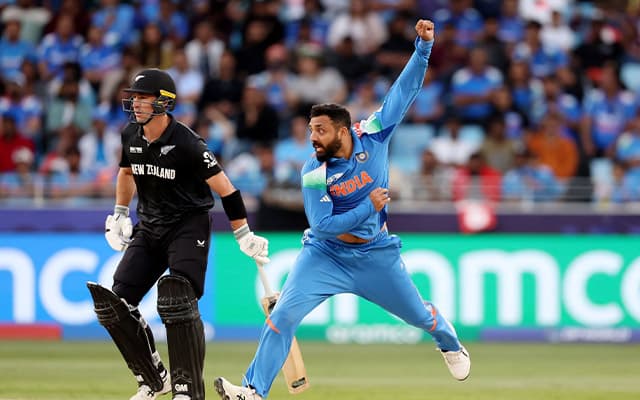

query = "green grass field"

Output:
[[0, 341, 638, 399]]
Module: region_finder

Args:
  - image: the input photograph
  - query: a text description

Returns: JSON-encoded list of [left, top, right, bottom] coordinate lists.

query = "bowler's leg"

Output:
[[242, 244, 353, 397], [354, 238, 461, 350], [353, 237, 470, 380]]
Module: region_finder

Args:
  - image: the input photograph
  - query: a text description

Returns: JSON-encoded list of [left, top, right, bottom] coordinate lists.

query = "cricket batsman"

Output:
[[214, 19, 470, 400], [87, 68, 269, 400]]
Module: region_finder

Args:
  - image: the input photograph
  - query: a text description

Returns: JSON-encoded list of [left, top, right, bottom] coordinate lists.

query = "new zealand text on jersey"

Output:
[[131, 163, 176, 180], [329, 171, 373, 197]]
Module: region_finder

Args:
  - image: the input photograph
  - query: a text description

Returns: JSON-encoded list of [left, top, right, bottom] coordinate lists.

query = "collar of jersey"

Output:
[[327, 128, 364, 163], [137, 114, 177, 145]]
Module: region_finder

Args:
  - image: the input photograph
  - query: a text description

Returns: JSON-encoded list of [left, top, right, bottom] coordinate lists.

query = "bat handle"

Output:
[[256, 262, 275, 297]]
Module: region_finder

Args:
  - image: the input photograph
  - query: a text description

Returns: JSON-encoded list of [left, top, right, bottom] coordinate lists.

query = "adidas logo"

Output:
[[320, 195, 331, 203]]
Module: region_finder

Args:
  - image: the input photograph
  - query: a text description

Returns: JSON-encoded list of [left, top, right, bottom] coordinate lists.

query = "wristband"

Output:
[[114, 205, 129, 216], [221, 190, 248, 220], [233, 224, 250, 241]]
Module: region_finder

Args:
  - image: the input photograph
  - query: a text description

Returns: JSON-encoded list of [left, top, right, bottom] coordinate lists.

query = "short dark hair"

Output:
[[310, 103, 351, 129]]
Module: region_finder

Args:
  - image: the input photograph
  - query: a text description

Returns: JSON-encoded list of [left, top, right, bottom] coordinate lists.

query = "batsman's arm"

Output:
[[115, 167, 136, 208], [206, 171, 248, 230], [207, 171, 270, 264], [190, 137, 251, 231]]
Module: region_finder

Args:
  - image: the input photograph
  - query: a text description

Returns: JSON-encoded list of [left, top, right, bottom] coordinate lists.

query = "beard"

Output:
[[314, 136, 342, 162]]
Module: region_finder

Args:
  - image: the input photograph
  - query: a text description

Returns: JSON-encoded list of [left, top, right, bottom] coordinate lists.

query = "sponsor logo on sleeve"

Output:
[[203, 151, 218, 168]]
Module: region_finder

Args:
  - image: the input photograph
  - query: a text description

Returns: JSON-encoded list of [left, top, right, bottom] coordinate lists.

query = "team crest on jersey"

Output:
[[160, 145, 175, 156], [356, 151, 368, 163], [326, 172, 344, 185]]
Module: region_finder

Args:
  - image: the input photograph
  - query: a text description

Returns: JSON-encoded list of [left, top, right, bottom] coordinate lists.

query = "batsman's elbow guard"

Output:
[[105, 206, 133, 251]]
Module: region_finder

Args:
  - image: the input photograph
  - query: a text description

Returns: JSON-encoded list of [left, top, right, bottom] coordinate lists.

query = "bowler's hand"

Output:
[[369, 187, 391, 212], [234, 224, 270, 264], [415, 19, 435, 42]]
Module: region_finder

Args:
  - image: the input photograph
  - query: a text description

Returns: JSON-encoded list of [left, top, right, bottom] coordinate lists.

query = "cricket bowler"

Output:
[[214, 19, 470, 400]]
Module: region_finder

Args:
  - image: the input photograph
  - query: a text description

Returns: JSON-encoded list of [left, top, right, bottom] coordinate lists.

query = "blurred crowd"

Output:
[[1, 0, 640, 209]]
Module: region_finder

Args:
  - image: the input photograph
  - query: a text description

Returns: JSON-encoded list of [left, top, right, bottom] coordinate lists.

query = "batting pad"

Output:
[[86, 282, 165, 392], [157, 275, 206, 400]]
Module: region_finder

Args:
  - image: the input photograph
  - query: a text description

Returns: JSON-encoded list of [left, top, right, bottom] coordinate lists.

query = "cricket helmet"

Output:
[[122, 68, 177, 120]]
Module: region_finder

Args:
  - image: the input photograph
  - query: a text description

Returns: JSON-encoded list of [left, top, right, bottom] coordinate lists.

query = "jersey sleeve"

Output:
[[301, 161, 375, 240], [119, 145, 130, 168], [118, 124, 136, 168], [187, 137, 223, 180], [357, 38, 433, 143]]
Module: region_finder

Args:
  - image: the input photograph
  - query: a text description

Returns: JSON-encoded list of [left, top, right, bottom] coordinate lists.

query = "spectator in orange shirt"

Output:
[[526, 110, 578, 180]]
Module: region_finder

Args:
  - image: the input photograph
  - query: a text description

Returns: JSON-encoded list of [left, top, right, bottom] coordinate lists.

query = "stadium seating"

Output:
[[389, 123, 435, 174]]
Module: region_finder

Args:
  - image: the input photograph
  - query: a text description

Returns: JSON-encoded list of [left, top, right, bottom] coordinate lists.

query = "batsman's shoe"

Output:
[[440, 346, 471, 381], [130, 369, 171, 400], [214, 377, 263, 400]]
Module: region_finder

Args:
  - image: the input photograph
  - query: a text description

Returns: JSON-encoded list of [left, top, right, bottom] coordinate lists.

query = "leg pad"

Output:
[[157, 275, 206, 400], [87, 282, 164, 392]]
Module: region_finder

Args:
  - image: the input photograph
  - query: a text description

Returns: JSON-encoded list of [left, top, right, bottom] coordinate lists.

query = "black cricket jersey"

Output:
[[119, 115, 223, 225]]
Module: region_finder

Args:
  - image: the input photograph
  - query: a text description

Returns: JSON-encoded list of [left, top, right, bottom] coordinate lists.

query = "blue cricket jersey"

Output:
[[300, 37, 433, 241]]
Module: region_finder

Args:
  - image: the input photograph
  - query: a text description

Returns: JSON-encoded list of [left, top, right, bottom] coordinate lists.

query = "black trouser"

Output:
[[113, 212, 212, 305]]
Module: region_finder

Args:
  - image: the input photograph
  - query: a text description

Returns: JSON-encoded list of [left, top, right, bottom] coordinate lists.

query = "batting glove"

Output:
[[234, 224, 270, 264], [105, 205, 133, 251]]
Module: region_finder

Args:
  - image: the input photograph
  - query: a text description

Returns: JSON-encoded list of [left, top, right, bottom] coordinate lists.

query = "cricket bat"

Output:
[[256, 262, 310, 394]]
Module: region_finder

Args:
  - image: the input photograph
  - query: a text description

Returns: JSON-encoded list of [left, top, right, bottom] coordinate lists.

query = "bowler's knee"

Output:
[[268, 305, 300, 333], [406, 301, 439, 331]]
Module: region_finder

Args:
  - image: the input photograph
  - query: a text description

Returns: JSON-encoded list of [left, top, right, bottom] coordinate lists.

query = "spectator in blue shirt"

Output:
[[497, 0, 524, 44], [506, 59, 540, 122], [450, 47, 503, 124], [593, 159, 640, 204], [139, 0, 189, 46], [532, 74, 582, 141], [91, 0, 136, 48], [274, 114, 315, 185], [513, 20, 569, 79], [37, 13, 83, 80], [613, 111, 640, 174], [490, 86, 530, 141], [502, 148, 563, 202], [433, 0, 484, 48], [79, 25, 122, 94], [284, 0, 330, 49], [581, 62, 638, 157], [0, 15, 36, 80], [47, 145, 97, 202], [247, 43, 297, 123], [408, 68, 445, 128], [0, 75, 43, 140]]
